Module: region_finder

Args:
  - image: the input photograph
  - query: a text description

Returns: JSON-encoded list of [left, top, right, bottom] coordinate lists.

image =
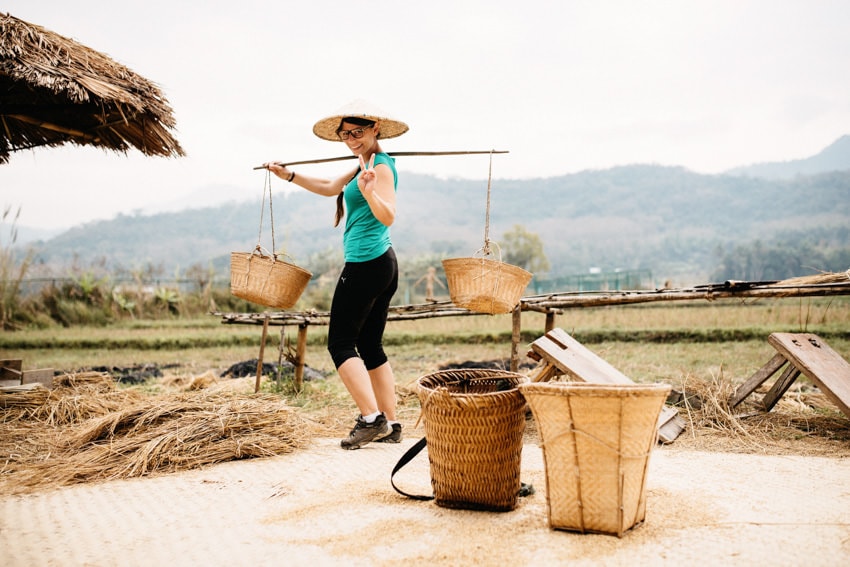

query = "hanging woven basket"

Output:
[[230, 248, 312, 309], [442, 151, 531, 314], [442, 254, 532, 314], [230, 170, 312, 309]]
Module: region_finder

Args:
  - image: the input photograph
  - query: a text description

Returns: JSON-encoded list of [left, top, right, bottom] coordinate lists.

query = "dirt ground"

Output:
[[2, 432, 849, 567]]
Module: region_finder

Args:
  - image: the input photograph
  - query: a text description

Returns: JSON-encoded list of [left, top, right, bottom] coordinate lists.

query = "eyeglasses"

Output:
[[337, 127, 371, 140]]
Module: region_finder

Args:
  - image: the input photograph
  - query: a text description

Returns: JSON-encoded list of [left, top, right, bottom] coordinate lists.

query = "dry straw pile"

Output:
[[670, 373, 850, 455], [1, 372, 315, 494]]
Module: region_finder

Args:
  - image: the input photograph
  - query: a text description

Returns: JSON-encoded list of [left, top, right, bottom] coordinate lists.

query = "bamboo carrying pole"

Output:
[[252, 150, 509, 170]]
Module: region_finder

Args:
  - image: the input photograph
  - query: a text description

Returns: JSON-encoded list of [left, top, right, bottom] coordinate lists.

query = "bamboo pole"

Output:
[[255, 315, 269, 393], [294, 323, 308, 393], [253, 150, 509, 170]]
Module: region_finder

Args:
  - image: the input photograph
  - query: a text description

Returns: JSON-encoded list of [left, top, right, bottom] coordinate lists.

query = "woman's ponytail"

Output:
[[334, 191, 345, 227]]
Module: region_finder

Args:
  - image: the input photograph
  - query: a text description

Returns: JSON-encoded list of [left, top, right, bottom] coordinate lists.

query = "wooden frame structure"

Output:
[[216, 280, 850, 393], [730, 333, 850, 418]]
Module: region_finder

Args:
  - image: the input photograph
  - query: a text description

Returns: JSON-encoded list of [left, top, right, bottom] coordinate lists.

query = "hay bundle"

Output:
[[776, 270, 850, 286], [53, 371, 114, 390], [36, 373, 142, 427], [187, 370, 219, 390], [673, 374, 850, 454], [3, 390, 314, 494], [1, 372, 134, 425], [0, 383, 50, 410], [1, 372, 317, 494]]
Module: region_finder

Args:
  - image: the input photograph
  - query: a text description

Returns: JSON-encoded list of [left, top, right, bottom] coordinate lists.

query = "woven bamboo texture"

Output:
[[442, 257, 532, 314], [519, 382, 670, 536], [417, 368, 528, 511], [230, 252, 312, 309]]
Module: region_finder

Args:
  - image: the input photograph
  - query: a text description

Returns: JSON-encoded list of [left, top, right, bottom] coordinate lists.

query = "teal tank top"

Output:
[[342, 153, 397, 262]]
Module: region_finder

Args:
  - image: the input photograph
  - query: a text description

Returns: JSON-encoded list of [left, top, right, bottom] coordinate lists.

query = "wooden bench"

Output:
[[0, 359, 54, 388], [526, 328, 686, 443], [730, 333, 850, 418]]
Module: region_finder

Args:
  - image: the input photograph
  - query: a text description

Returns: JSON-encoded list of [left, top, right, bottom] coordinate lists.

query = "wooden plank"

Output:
[[530, 328, 633, 385], [526, 349, 542, 363], [768, 333, 850, 417], [21, 369, 54, 388], [658, 406, 687, 444], [729, 353, 788, 407], [0, 359, 23, 381], [1, 382, 44, 393], [529, 362, 559, 383], [760, 364, 801, 411]]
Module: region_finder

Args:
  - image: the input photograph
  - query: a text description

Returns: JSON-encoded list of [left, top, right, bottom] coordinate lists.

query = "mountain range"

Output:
[[726, 135, 850, 179], [13, 136, 850, 286]]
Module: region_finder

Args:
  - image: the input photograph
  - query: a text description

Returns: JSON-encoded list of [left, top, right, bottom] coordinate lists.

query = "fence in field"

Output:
[[216, 278, 850, 391]]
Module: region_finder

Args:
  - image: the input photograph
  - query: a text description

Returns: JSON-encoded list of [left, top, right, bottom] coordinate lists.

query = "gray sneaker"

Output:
[[375, 422, 402, 443], [340, 414, 389, 450]]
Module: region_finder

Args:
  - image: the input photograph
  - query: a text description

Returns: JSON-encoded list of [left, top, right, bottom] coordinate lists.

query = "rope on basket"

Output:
[[256, 169, 278, 257], [481, 150, 494, 256]]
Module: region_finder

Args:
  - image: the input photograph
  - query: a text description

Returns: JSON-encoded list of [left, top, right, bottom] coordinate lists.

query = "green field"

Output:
[[5, 297, 848, 389]]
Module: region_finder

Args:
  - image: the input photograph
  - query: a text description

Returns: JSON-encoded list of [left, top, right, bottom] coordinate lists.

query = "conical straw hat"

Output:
[[312, 99, 409, 141]]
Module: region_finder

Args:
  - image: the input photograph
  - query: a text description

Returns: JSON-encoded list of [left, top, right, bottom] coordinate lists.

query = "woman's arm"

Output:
[[265, 163, 359, 198]]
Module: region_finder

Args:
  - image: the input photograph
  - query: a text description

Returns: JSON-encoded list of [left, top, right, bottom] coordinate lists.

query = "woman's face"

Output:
[[338, 121, 379, 156]]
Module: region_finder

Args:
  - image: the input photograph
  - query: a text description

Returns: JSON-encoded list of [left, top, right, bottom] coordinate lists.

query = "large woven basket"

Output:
[[442, 257, 532, 314], [230, 250, 312, 309], [518, 382, 670, 537], [417, 368, 527, 511]]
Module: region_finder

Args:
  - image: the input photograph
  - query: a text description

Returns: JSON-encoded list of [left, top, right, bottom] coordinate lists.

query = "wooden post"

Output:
[[545, 311, 556, 333], [294, 323, 309, 392], [511, 305, 522, 372], [255, 315, 270, 394]]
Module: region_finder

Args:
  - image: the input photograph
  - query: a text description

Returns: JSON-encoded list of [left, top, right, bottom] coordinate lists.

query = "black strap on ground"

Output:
[[390, 436, 434, 501]]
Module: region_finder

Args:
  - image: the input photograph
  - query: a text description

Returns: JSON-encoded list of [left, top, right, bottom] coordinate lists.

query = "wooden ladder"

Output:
[[730, 333, 850, 418], [526, 328, 686, 443]]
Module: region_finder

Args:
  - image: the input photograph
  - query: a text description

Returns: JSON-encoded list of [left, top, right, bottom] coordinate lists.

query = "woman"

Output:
[[266, 100, 408, 450]]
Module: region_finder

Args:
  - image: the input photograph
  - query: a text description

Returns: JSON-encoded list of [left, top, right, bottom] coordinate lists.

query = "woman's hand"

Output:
[[357, 154, 376, 197], [264, 162, 291, 180]]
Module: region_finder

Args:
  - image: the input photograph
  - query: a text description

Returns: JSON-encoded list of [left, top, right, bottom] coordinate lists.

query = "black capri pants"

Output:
[[327, 247, 398, 370]]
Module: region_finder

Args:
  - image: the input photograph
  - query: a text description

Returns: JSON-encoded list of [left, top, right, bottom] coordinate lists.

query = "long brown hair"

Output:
[[333, 117, 376, 227]]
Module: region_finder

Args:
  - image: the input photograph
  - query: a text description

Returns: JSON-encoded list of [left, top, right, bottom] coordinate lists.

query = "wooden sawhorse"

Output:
[[526, 328, 686, 443], [730, 333, 850, 418]]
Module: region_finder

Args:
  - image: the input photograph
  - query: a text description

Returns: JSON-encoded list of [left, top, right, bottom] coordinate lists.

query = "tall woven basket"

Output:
[[442, 256, 532, 314], [417, 368, 527, 511], [230, 248, 312, 309], [518, 382, 670, 537]]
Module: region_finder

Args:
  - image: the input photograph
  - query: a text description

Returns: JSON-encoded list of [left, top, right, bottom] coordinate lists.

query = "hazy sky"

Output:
[[3, 0, 849, 230]]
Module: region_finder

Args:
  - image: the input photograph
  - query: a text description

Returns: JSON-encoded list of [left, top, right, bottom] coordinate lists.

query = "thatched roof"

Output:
[[0, 13, 185, 164]]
